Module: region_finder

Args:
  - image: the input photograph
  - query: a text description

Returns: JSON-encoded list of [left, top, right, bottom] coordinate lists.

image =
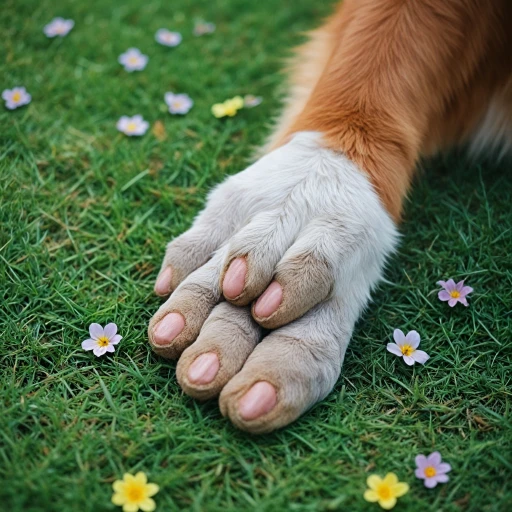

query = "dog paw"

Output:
[[149, 132, 398, 432]]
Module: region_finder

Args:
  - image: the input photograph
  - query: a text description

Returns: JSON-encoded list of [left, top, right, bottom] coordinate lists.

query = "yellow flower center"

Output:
[[125, 482, 145, 503], [126, 122, 137, 132], [400, 344, 414, 357], [128, 56, 138, 64], [97, 336, 110, 347], [450, 290, 460, 298], [377, 484, 392, 500], [424, 466, 437, 478], [12, 92, 21, 102]]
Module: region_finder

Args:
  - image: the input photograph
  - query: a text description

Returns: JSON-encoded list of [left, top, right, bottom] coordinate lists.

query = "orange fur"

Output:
[[269, 0, 512, 221]]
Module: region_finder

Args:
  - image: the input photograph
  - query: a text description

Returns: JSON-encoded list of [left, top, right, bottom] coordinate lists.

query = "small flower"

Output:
[[437, 279, 473, 307], [82, 323, 122, 357], [118, 48, 148, 72], [243, 94, 262, 108], [193, 21, 216, 36], [155, 29, 182, 47], [117, 115, 149, 136], [211, 96, 244, 118], [364, 473, 409, 510], [164, 92, 193, 115], [2, 87, 31, 110], [387, 329, 430, 366], [44, 17, 74, 37], [112, 472, 159, 512], [415, 452, 451, 488]]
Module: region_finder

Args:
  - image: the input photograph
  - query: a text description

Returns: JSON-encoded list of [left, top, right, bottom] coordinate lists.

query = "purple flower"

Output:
[[437, 279, 473, 307], [44, 17, 74, 38], [82, 323, 122, 357], [387, 329, 430, 366], [2, 87, 31, 110], [118, 48, 148, 72], [116, 115, 149, 136], [164, 92, 193, 115], [155, 29, 182, 47], [415, 452, 451, 488]]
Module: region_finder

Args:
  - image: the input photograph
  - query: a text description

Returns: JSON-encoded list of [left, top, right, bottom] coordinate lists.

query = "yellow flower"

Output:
[[363, 473, 409, 510], [211, 96, 244, 118], [111, 472, 159, 512]]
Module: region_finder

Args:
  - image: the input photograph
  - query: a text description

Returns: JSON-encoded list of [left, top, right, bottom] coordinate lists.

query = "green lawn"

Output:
[[1, 0, 511, 511]]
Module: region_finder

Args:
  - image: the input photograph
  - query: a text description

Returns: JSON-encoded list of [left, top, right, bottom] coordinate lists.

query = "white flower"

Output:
[[164, 92, 193, 114], [44, 17, 74, 38], [155, 29, 182, 47], [386, 329, 430, 366], [116, 115, 149, 136], [243, 95, 262, 108], [82, 323, 122, 357], [118, 48, 148, 72], [2, 87, 31, 110]]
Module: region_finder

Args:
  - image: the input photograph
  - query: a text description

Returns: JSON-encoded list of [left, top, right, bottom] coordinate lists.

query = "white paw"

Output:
[[149, 131, 398, 432]]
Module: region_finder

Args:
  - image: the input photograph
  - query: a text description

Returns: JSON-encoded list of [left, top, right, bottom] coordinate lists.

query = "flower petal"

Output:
[[383, 473, 398, 486], [112, 480, 126, 492], [111, 334, 123, 345], [379, 497, 397, 510], [403, 355, 415, 366], [424, 477, 438, 488], [81, 339, 97, 351], [435, 473, 450, 483], [363, 490, 379, 503], [405, 330, 420, 348], [437, 462, 452, 474], [455, 280, 465, 291], [103, 323, 117, 338], [140, 498, 156, 512], [123, 473, 136, 484], [445, 279, 456, 291], [93, 346, 107, 357], [111, 493, 126, 506], [412, 350, 430, 365], [427, 452, 442, 466], [391, 482, 409, 497], [393, 329, 405, 344], [415, 467, 426, 479], [105, 344, 116, 353], [459, 297, 469, 306], [461, 286, 473, 296], [438, 290, 451, 301], [448, 298, 458, 307], [89, 323, 104, 339], [145, 483, 160, 497], [436, 280, 447, 287], [134, 472, 147, 484], [123, 503, 139, 512], [367, 474, 382, 490], [415, 454, 428, 470], [386, 343, 403, 357]]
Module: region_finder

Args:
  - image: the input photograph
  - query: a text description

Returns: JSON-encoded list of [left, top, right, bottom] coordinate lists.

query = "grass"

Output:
[[1, 0, 511, 510]]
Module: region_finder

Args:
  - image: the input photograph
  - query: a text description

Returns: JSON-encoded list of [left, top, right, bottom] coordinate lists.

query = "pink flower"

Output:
[[387, 329, 430, 366], [2, 87, 31, 110], [415, 452, 451, 488], [243, 95, 262, 108], [437, 279, 473, 307], [82, 323, 122, 357]]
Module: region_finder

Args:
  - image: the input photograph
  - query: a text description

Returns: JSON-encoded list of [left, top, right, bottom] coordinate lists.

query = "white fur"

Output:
[[153, 131, 399, 432]]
